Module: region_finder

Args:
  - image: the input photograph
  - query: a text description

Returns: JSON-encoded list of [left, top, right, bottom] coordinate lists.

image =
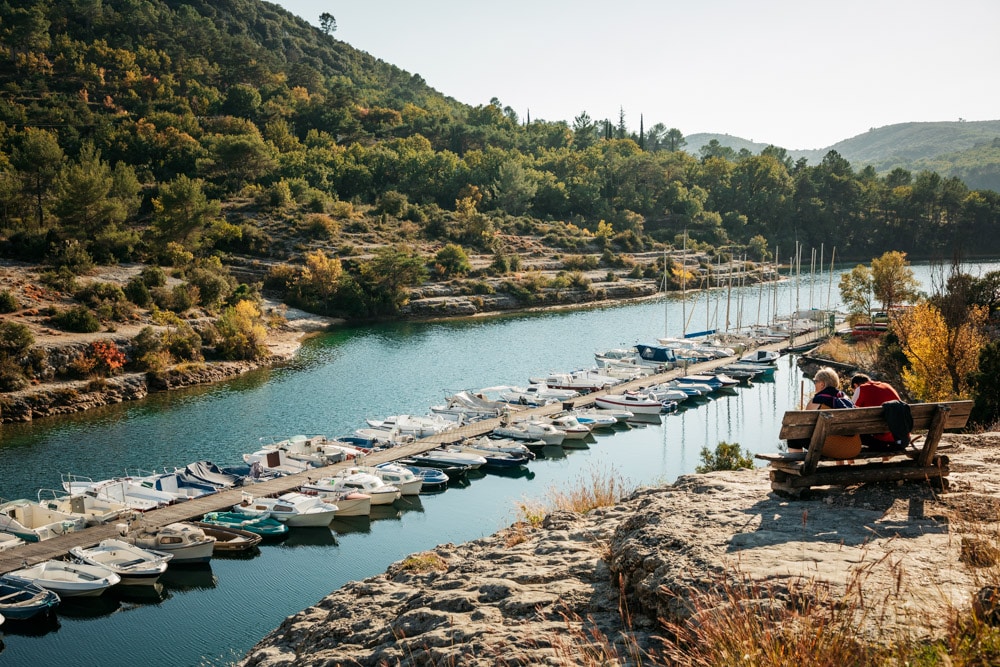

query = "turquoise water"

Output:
[[0, 260, 996, 666]]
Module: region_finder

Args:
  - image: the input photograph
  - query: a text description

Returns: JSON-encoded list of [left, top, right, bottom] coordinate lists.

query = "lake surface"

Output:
[[0, 259, 996, 666]]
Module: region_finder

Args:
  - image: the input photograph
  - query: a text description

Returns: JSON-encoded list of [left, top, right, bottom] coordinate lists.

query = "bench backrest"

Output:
[[779, 401, 973, 440]]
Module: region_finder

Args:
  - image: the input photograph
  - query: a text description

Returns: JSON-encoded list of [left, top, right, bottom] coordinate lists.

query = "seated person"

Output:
[[850, 374, 907, 451], [788, 367, 860, 458]]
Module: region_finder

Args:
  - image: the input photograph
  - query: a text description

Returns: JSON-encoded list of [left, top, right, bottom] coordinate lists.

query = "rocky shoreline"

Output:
[[239, 433, 1000, 666]]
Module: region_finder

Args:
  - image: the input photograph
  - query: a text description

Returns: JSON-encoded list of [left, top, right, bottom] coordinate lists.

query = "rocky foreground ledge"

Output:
[[240, 433, 1000, 666]]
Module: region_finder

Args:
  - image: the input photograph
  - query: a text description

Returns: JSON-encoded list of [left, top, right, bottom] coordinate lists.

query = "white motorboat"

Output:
[[242, 448, 313, 476], [233, 492, 338, 527], [0, 533, 25, 551], [459, 436, 535, 458], [258, 434, 330, 467], [128, 469, 218, 502], [61, 474, 175, 511], [7, 560, 120, 597], [123, 521, 216, 564], [298, 488, 372, 517], [304, 472, 401, 505], [547, 415, 592, 440], [497, 384, 579, 406], [563, 409, 621, 430], [365, 414, 459, 437], [70, 538, 172, 586], [407, 448, 489, 470], [429, 390, 513, 422], [492, 420, 566, 446], [350, 464, 423, 496], [644, 385, 692, 403], [594, 392, 666, 415], [351, 427, 415, 447], [36, 489, 128, 526], [741, 349, 780, 364], [527, 369, 621, 393], [0, 498, 87, 542]]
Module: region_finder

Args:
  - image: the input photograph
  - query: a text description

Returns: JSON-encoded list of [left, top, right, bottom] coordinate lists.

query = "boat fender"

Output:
[[117, 523, 129, 536]]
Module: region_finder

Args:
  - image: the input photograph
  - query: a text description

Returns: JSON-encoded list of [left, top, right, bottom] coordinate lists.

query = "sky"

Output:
[[273, 0, 1000, 150]]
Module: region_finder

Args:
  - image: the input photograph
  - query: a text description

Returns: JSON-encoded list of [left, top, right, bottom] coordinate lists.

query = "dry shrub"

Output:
[[545, 467, 631, 514]]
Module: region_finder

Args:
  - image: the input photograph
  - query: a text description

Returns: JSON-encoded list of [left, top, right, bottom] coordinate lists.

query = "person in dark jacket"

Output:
[[788, 367, 860, 457]]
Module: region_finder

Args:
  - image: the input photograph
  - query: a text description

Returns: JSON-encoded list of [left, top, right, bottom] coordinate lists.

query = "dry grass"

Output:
[[505, 467, 631, 547], [395, 551, 448, 573], [813, 336, 880, 368]]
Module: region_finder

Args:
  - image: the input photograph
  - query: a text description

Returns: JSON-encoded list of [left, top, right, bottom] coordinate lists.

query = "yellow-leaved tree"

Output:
[[216, 300, 267, 361], [895, 301, 987, 400]]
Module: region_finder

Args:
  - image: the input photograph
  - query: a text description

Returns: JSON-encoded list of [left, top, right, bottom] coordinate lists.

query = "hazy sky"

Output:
[[273, 0, 999, 150]]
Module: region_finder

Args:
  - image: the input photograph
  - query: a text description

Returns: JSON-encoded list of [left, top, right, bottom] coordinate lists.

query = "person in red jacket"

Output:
[[850, 374, 904, 451]]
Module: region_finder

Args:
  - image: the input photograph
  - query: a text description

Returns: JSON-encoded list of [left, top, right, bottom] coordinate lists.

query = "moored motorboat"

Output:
[[0, 532, 24, 551], [297, 488, 372, 517], [547, 415, 592, 440], [396, 463, 450, 492], [593, 391, 666, 415], [0, 498, 87, 542], [0, 575, 60, 620], [176, 460, 244, 489], [6, 560, 120, 597], [492, 419, 566, 446], [459, 436, 535, 459], [407, 448, 488, 470], [242, 448, 313, 476], [395, 458, 469, 482], [302, 472, 401, 506], [123, 521, 216, 564], [36, 488, 128, 526], [353, 464, 423, 496], [193, 522, 265, 552], [70, 538, 172, 586], [232, 492, 338, 527], [199, 512, 289, 539], [61, 474, 176, 511], [562, 409, 620, 430]]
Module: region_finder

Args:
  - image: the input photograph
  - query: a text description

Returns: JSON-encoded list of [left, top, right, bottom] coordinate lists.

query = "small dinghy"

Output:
[[193, 522, 264, 552], [6, 560, 120, 597], [0, 574, 60, 620], [200, 512, 288, 539], [70, 538, 172, 586]]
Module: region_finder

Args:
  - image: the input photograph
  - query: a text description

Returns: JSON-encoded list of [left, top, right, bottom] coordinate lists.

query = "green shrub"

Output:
[[140, 265, 168, 288], [40, 267, 79, 293], [50, 306, 101, 333], [0, 321, 33, 356], [47, 239, 94, 274], [0, 289, 18, 313], [124, 277, 151, 306], [696, 441, 755, 473]]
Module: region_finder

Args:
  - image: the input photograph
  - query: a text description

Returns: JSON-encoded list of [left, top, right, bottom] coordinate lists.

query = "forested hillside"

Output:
[[2, 0, 1000, 327]]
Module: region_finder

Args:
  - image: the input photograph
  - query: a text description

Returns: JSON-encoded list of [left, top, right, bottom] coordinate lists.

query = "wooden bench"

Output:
[[755, 401, 973, 497]]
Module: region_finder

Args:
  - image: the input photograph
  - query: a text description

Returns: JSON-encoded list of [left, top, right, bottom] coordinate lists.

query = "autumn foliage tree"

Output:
[[215, 300, 267, 360], [894, 301, 987, 401]]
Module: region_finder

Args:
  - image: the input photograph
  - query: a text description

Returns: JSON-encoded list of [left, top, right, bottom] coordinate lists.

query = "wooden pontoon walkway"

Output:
[[0, 331, 827, 574]]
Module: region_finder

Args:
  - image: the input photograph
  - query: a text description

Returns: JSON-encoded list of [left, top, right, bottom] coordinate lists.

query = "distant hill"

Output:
[[683, 121, 1000, 186], [684, 133, 777, 157]]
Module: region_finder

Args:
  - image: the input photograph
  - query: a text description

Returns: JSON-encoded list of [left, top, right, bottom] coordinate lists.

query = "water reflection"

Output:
[[111, 582, 170, 605], [1, 613, 60, 637], [534, 445, 566, 460], [395, 496, 424, 515], [369, 505, 402, 522], [159, 564, 217, 592], [485, 466, 535, 481], [626, 413, 663, 426], [280, 527, 338, 548], [55, 594, 121, 619], [330, 516, 371, 535]]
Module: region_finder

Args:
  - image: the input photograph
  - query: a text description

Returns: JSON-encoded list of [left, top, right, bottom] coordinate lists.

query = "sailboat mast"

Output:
[[681, 232, 687, 337]]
